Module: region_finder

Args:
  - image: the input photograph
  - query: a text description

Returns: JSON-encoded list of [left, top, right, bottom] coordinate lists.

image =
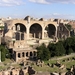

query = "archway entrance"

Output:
[[30, 23, 42, 39], [15, 23, 26, 40], [15, 23, 26, 32], [45, 24, 56, 38]]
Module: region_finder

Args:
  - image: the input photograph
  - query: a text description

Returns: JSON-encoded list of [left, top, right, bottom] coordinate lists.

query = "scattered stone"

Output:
[[59, 64, 65, 70], [55, 60, 61, 67], [66, 58, 70, 62], [72, 57, 75, 60], [47, 63, 51, 67], [65, 70, 73, 75], [36, 59, 44, 67], [62, 59, 66, 62], [51, 64, 55, 68]]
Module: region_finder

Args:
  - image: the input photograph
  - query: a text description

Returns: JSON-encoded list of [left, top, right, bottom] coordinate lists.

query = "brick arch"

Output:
[[12, 19, 27, 27], [13, 23, 27, 40], [29, 22, 44, 28], [45, 24, 56, 38], [29, 23, 42, 39], [15, 23, 26, 32], [45, 23, 56, 28]]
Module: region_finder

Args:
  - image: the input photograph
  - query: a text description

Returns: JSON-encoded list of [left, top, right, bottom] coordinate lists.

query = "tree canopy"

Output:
[[0, 45, 10, 61], [65, 24, 72, 31], [36, 37, 75, 61], [37, 43, 50, 61]]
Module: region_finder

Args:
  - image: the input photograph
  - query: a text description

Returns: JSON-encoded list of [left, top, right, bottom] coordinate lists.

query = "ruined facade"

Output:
[[3, 16, 70, 62]]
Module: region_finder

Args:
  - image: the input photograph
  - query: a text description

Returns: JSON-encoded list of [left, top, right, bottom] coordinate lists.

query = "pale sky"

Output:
[[0, 0, 75, 20]]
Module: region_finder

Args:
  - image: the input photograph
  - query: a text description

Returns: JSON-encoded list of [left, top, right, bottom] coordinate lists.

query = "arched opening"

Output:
[[15, 23, 26, 32], [18, 53, 21, 58], [15, 23, 26, 40], [45, 24, 56, 38], [30, 52, 33, 56], [30, 23, 42, 39], [22, 52, 24, 57], [34, 51, 36, 57], [26, 52, 28, 57]]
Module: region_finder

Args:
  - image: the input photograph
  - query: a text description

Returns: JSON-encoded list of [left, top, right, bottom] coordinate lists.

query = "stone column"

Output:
[[42, 28, 44, 39], [24, 52, 26, 58], [34, 33, 35, 38], [24, 33, 25, 40], [28, 52, 29, 57], [39, 33, 41, 39], [35, 51, 37, 57], [27, 27, 29, 40], [16, 52, 18, 62], [19, 32, 21, 41], [20, 52, 22, 58], [55, 26, 57, 38]]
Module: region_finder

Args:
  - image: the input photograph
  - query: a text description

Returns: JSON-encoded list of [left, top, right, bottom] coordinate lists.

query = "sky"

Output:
[[0, 0, 75, 20]]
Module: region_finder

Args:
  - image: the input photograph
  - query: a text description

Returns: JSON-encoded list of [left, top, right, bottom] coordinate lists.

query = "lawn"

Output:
[[0, 54, 75, 73], [31, 55, 75, 73]]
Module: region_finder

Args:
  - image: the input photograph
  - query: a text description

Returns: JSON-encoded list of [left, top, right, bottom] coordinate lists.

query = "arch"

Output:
[[22, 52, 24, 57], [34, 51, 37, 57], [30, 23, 42, 39], [45, 24, 56, 38], [15, 23, 26, 40], [18, 53, 21, 58], [26, 52, 28, 57], [15, 23, 26, 32], [30, 52, 33, 56]]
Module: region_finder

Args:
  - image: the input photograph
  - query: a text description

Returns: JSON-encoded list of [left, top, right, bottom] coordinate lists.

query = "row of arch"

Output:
[[18, 51, 37, 58], [13, 23, 56, 39]]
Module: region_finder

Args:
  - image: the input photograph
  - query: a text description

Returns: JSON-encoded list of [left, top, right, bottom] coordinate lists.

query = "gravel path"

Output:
[[50, 53, 75, 60]]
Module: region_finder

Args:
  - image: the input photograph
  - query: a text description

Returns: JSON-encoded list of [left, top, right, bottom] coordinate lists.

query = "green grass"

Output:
[[0, 65, 9, 70], [32, 64, 60, 72], [31, 60, 75, 73], [3, 59, 12, 63], [0, 59, 21, 70], [31, 55, 75, 73], [0, 55, 75, 73], [63, 60, 75, 68]]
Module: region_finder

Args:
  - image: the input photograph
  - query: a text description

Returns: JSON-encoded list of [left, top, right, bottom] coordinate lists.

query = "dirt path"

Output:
[[50, 53, 75, 60]]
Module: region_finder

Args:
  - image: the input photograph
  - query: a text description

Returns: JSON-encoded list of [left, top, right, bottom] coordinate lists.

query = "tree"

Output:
[[65, 24, 72, 31], [48, 43, 56, 57], [37, 43, 50, 60], [0, 45, 10, 61], [0, 45, 6, 61], [64, 37, 75, 54], [55, 41, 66, 56], [68, 48, 73, 54]]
